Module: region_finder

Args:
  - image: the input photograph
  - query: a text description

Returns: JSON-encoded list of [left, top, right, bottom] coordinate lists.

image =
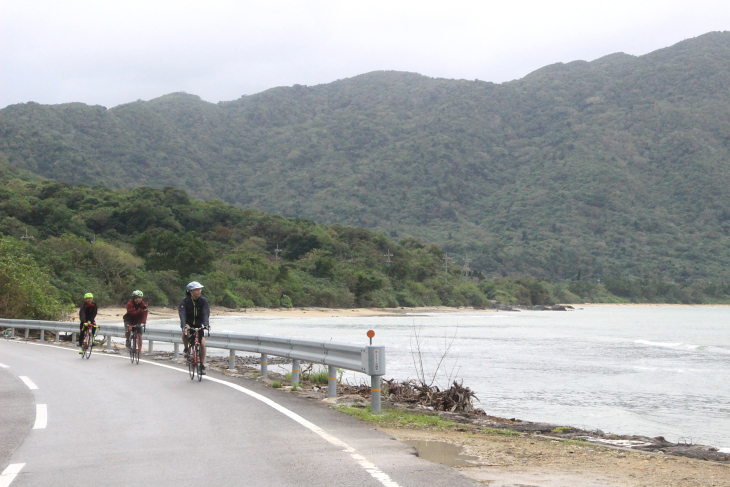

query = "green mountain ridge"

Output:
[[2, 31, 730, 282]]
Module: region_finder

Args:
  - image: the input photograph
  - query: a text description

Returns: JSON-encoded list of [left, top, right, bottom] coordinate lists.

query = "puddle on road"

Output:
[[404, 440, 479, 467]]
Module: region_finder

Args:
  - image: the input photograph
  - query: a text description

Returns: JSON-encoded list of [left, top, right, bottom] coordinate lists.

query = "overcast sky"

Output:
[[1, 0, 729, 109]]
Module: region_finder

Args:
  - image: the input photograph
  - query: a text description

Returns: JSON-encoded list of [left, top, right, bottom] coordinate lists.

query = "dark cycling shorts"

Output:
[[186, 327, 205, 341], [125, 321, 144, 334]]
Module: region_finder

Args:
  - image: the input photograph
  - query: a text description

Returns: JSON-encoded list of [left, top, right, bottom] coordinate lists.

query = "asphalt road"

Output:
[[0, 339, 478, 486]]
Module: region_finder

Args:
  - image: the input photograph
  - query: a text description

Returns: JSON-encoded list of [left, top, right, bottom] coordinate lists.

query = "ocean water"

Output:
[[150, 306, 730, 449]]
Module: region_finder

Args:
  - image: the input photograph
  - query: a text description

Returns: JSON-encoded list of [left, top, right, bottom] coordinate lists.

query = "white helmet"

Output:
[[186, 281, 204, 291]]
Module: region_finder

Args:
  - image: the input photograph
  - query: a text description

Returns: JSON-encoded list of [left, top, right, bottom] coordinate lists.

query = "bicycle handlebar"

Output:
[[185, 325, 210, 337]]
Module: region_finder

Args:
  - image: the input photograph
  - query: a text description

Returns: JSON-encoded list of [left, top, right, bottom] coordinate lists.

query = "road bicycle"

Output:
[[186, 325, 209, 381], [80, 322, 97, 359], [128, 323, 145, 364]]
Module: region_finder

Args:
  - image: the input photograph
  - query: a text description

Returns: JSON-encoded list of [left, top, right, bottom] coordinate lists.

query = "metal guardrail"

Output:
[[0, 318, 386, 413]]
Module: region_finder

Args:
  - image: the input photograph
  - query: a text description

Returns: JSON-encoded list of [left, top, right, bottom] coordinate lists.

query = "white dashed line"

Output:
[[33, 404, 47, 429], [0, 463, 25, 487], [0, 363, 9, 368], [19, 376, 38, 390]]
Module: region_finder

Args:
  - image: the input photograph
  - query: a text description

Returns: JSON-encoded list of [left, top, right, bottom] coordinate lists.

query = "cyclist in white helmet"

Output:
[[178, 281, 210, 374]]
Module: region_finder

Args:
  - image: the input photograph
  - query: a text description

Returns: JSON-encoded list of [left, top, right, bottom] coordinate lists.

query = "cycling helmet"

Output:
[[132, 290, 144, 298], [84, 292, 93, 299], [186, 281, 204, 291]]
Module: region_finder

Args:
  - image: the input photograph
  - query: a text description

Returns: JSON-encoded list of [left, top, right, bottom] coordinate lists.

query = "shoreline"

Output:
[[91, 302, 730, 322]]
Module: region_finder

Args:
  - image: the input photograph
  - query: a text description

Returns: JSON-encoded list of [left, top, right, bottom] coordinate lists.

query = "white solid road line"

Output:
[[6, 341, 402, 487], [18, 376, 38, 390], [33, 404, 48, 430], [0, 363, 9, 368], [0, 464, 25, 487]]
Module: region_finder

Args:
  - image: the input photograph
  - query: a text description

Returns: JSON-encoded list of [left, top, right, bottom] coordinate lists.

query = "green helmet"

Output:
[[132, 290, 143, 298], [84, 292, 93, 299]]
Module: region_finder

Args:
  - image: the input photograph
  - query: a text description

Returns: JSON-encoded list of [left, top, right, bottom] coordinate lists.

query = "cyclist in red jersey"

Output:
[[123, 290, 148, 349]]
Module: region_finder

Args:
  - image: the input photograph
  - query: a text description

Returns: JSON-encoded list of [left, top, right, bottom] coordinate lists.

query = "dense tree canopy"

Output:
[[1, 163, 728, 316]]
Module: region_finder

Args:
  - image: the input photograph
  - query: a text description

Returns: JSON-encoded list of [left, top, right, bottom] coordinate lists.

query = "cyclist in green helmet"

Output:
[[78, 292, 98, 354], [123, 290, 148, 349]]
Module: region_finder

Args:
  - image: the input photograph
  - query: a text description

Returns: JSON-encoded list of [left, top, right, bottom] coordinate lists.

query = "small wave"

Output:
[[707, 346, 730, 355], [720, 448, 730, 454], [635, 339, 683, 348], [635, 339, 730, 355]]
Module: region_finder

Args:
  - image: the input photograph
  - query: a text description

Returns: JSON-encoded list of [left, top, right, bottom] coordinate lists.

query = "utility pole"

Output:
[[442, 254, 452, 284], [274, 244, 282, 262], [384, 248, 393, 265], [20, 228, 34, 240], [461, 256, 472, 282]]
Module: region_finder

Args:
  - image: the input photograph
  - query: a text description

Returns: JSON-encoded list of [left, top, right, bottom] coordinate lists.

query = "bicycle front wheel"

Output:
[[135, 334, 140, 364], [83, 331, 92, 359], [197, 347, 203, 382], [188, 345, 197, 380], [87, 331, 94, 358], [130, 333, 137, 363]]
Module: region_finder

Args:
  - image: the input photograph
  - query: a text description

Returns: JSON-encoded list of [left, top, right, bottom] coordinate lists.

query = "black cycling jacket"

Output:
[[178, 293, 210, 328], [79, 302, 98, 324]]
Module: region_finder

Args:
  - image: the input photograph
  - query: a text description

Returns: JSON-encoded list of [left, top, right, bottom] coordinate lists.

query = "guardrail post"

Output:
[[260, 353, 268, 378], [291, 359, 300, 388], [371, 375, 382, 414], [10, 328, 15, 338], [173, 342, 179, 359], [148, 340, 153, 354], [72, 332, 77, 346], [328, 365, 337, 398], [40, 330, 44, 341], [228, 350, 236, 370], [25, 328, 30, 339], [54, 332, 59, 343], [106, 336, 112, 350]]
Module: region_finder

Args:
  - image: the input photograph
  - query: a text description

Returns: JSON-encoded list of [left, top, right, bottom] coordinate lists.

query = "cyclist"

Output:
[[178, 281, 210, 374], [123, 290, 148, 349], [78, 292, 98, 354]]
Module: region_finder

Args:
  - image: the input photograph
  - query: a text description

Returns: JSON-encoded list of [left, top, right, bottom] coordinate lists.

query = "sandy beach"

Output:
[[90, 302, 730, 324], [91, 305, 500, 322]]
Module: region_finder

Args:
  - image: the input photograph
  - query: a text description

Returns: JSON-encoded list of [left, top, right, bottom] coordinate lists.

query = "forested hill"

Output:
[[2, 31, 730, 283]]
